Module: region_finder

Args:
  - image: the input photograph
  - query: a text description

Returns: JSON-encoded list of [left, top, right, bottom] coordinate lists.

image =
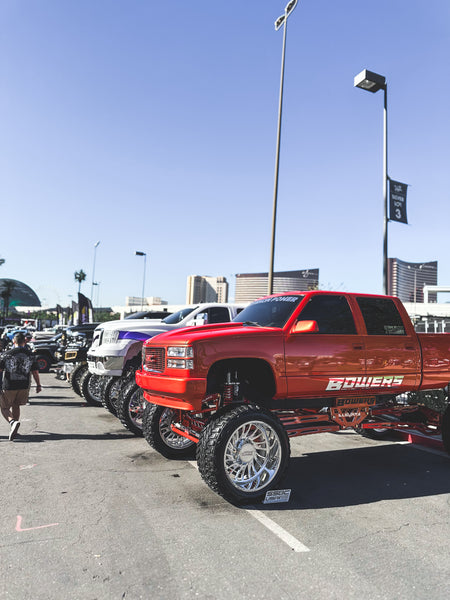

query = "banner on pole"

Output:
[[389, 179, 408, 224], [78, 293, 93, 324]]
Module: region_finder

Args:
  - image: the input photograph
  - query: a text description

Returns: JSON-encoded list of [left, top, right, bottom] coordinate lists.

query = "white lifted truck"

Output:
[[86, 303, 245, 434]]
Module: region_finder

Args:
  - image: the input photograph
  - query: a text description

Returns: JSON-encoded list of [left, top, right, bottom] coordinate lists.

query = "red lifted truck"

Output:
[[136, 291, 450, 504]]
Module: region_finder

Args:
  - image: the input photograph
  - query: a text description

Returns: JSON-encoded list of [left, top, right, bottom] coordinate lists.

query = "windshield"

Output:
[[162, 307, 196, 324], [233, 295, 304, 328]]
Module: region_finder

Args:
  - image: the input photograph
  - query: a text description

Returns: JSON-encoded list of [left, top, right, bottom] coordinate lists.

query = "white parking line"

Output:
[[188, 461, 310, 553], [246, 508, 310, 552]]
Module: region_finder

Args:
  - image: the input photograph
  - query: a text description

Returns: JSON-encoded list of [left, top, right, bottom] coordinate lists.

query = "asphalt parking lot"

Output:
[[1, 372, 450, 600]]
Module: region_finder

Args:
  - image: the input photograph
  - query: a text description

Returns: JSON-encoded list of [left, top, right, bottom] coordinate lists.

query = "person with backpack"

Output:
[[0, 332, 42, 441]]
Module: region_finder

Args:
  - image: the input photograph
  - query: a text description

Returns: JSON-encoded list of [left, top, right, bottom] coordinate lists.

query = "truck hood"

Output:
[[145, 322, 279, 346], [96, 318, 163, 332], [117, 323, 184, 341]]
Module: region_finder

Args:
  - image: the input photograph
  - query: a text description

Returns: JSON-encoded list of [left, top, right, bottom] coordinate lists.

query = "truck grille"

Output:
[[143, 347, 165, 372]]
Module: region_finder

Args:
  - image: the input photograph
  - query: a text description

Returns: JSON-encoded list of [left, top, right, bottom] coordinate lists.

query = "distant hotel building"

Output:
[[235, 269, 319, 303], [388, 258, 438, 303], [186, 275, 229, 303]]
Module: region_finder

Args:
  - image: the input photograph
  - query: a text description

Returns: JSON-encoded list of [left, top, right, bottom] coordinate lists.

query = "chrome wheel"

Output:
[[223, 420, 282, 493], [159, 409, 194, 450], [128, 388, 144, 429]]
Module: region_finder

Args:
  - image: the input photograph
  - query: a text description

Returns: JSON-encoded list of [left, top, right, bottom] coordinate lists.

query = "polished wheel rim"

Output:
[[224, 420, 282, 492], [110, 380, 122, 407], [89, 376, 103, 401], [159, 409, 194, 449], [128, 390, 144, 428]]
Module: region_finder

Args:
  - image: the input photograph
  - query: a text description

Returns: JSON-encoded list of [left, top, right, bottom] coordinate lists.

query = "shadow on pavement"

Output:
[[2, 431, 136, 443], [29, 399, 89, 406], [249, 442, 450, 512]]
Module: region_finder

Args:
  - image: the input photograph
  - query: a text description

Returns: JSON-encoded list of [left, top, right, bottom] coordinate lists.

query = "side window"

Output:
[[298, 296, 356, 334], [356, 297, 406, 335], [208, 306, 231, 323]]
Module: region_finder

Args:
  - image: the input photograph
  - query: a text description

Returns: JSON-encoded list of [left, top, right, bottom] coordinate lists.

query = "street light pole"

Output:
[[135, 251, 147, 311], [354, 69, 388, 294], [383, 85, 388, 296], [268, 0, 298, 295], [91, 241, 100, 302]]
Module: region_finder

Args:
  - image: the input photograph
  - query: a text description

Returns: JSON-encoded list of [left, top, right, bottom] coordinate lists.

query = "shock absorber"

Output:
[[223, 370, 240, 405]]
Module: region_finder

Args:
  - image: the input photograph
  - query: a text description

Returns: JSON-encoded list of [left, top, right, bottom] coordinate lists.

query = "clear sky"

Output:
[[1, 0, 449, 308]]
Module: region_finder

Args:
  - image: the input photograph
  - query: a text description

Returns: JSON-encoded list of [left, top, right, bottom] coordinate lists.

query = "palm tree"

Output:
[[74, 269, 87, 293]]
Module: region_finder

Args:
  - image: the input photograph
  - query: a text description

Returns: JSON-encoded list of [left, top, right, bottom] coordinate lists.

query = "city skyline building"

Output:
[[388, 258, 438, 303], [186, 275, 229, 304], [234, 269, 319, 303]]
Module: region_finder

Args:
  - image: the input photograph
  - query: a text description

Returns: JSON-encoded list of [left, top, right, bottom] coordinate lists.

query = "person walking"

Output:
[[0, 332, 41, 441]]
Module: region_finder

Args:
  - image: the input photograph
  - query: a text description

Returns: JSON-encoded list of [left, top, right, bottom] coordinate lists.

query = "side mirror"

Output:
[[292, 320, 319, 334]]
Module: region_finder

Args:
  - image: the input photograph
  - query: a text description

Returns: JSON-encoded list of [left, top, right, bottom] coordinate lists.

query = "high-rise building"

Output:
[[186, 276, 229, 303], [234, 269, 319, 303], [388, 258, 438, 303]]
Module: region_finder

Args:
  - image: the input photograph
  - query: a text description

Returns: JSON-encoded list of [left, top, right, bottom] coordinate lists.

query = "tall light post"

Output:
[[135, 251, 147, 311], [354, 69, 388, 294], [91, 241, 100, 302], [93, 281, 101, 310], [268, 0, 298, 295], [354, 69, 389, 294]]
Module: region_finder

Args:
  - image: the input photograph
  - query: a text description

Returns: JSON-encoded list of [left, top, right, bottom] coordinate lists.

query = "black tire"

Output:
[[35, 354, 51, 373], [116, 381, 144, 436], [442, 405, 450, 455], [196, 403, 290, 505], [360, 427, 391, 440], [142, 403, 196, 459], [71, 363, 88, 396], [101, 376, 121, 416], [80, 371, 104, 407]]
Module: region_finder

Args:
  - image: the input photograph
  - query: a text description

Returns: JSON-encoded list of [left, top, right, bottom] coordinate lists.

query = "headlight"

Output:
[[166, 346, 194, 369], [167, 346, 193, 358], [167, 358, 194, 369], [102, 330, 119, 345]]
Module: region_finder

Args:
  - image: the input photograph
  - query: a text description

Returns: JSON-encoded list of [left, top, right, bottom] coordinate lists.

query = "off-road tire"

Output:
[[71, 363, 88, 396], [101, 376, 122, 416], [116, 381, 144, 436], [142, 403, 196, 458], [35, 354, 51, 373], [80, 371, 104, 406], [360, 427, 391, 440], [441, 405, 450, 455], [196, 403, 290, 505]]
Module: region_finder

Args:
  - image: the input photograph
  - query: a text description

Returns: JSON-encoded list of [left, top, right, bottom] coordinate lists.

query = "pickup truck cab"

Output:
[[136, 291, 450, 504]]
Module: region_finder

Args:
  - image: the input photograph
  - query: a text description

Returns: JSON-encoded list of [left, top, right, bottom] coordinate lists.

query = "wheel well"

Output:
[[206, 358, 276, 405], [123, 345, 143, 373]]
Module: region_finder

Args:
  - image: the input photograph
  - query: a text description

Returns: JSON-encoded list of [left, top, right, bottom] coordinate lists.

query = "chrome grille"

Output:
[[144, 347, 165, 372]]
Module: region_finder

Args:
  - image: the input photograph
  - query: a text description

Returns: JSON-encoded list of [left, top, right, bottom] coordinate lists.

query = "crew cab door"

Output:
[[355, 296, 420, 392], [284, 295, 365, 398]]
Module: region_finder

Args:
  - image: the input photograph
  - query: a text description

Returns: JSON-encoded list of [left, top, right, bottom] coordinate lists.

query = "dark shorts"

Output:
[[0, 389, 29, 410]]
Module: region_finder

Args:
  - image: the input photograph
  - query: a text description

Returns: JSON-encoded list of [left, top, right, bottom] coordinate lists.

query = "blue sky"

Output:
[[1, 0, 449, 307]]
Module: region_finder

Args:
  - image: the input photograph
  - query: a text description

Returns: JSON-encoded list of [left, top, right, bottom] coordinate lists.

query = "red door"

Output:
[[284, 295, 366, 398], [355, 296, 420, 393]]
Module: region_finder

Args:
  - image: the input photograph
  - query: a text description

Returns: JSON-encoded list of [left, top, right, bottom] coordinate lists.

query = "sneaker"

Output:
[[9, 420, 20, 441]]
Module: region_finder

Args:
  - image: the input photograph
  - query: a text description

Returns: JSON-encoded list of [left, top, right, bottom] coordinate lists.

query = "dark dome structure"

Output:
[[0, 278, 41, 307]]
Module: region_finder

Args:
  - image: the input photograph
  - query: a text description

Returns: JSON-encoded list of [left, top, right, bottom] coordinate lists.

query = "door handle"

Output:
[[353, 345, 363, 350], [405, 345, 415, 351]]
